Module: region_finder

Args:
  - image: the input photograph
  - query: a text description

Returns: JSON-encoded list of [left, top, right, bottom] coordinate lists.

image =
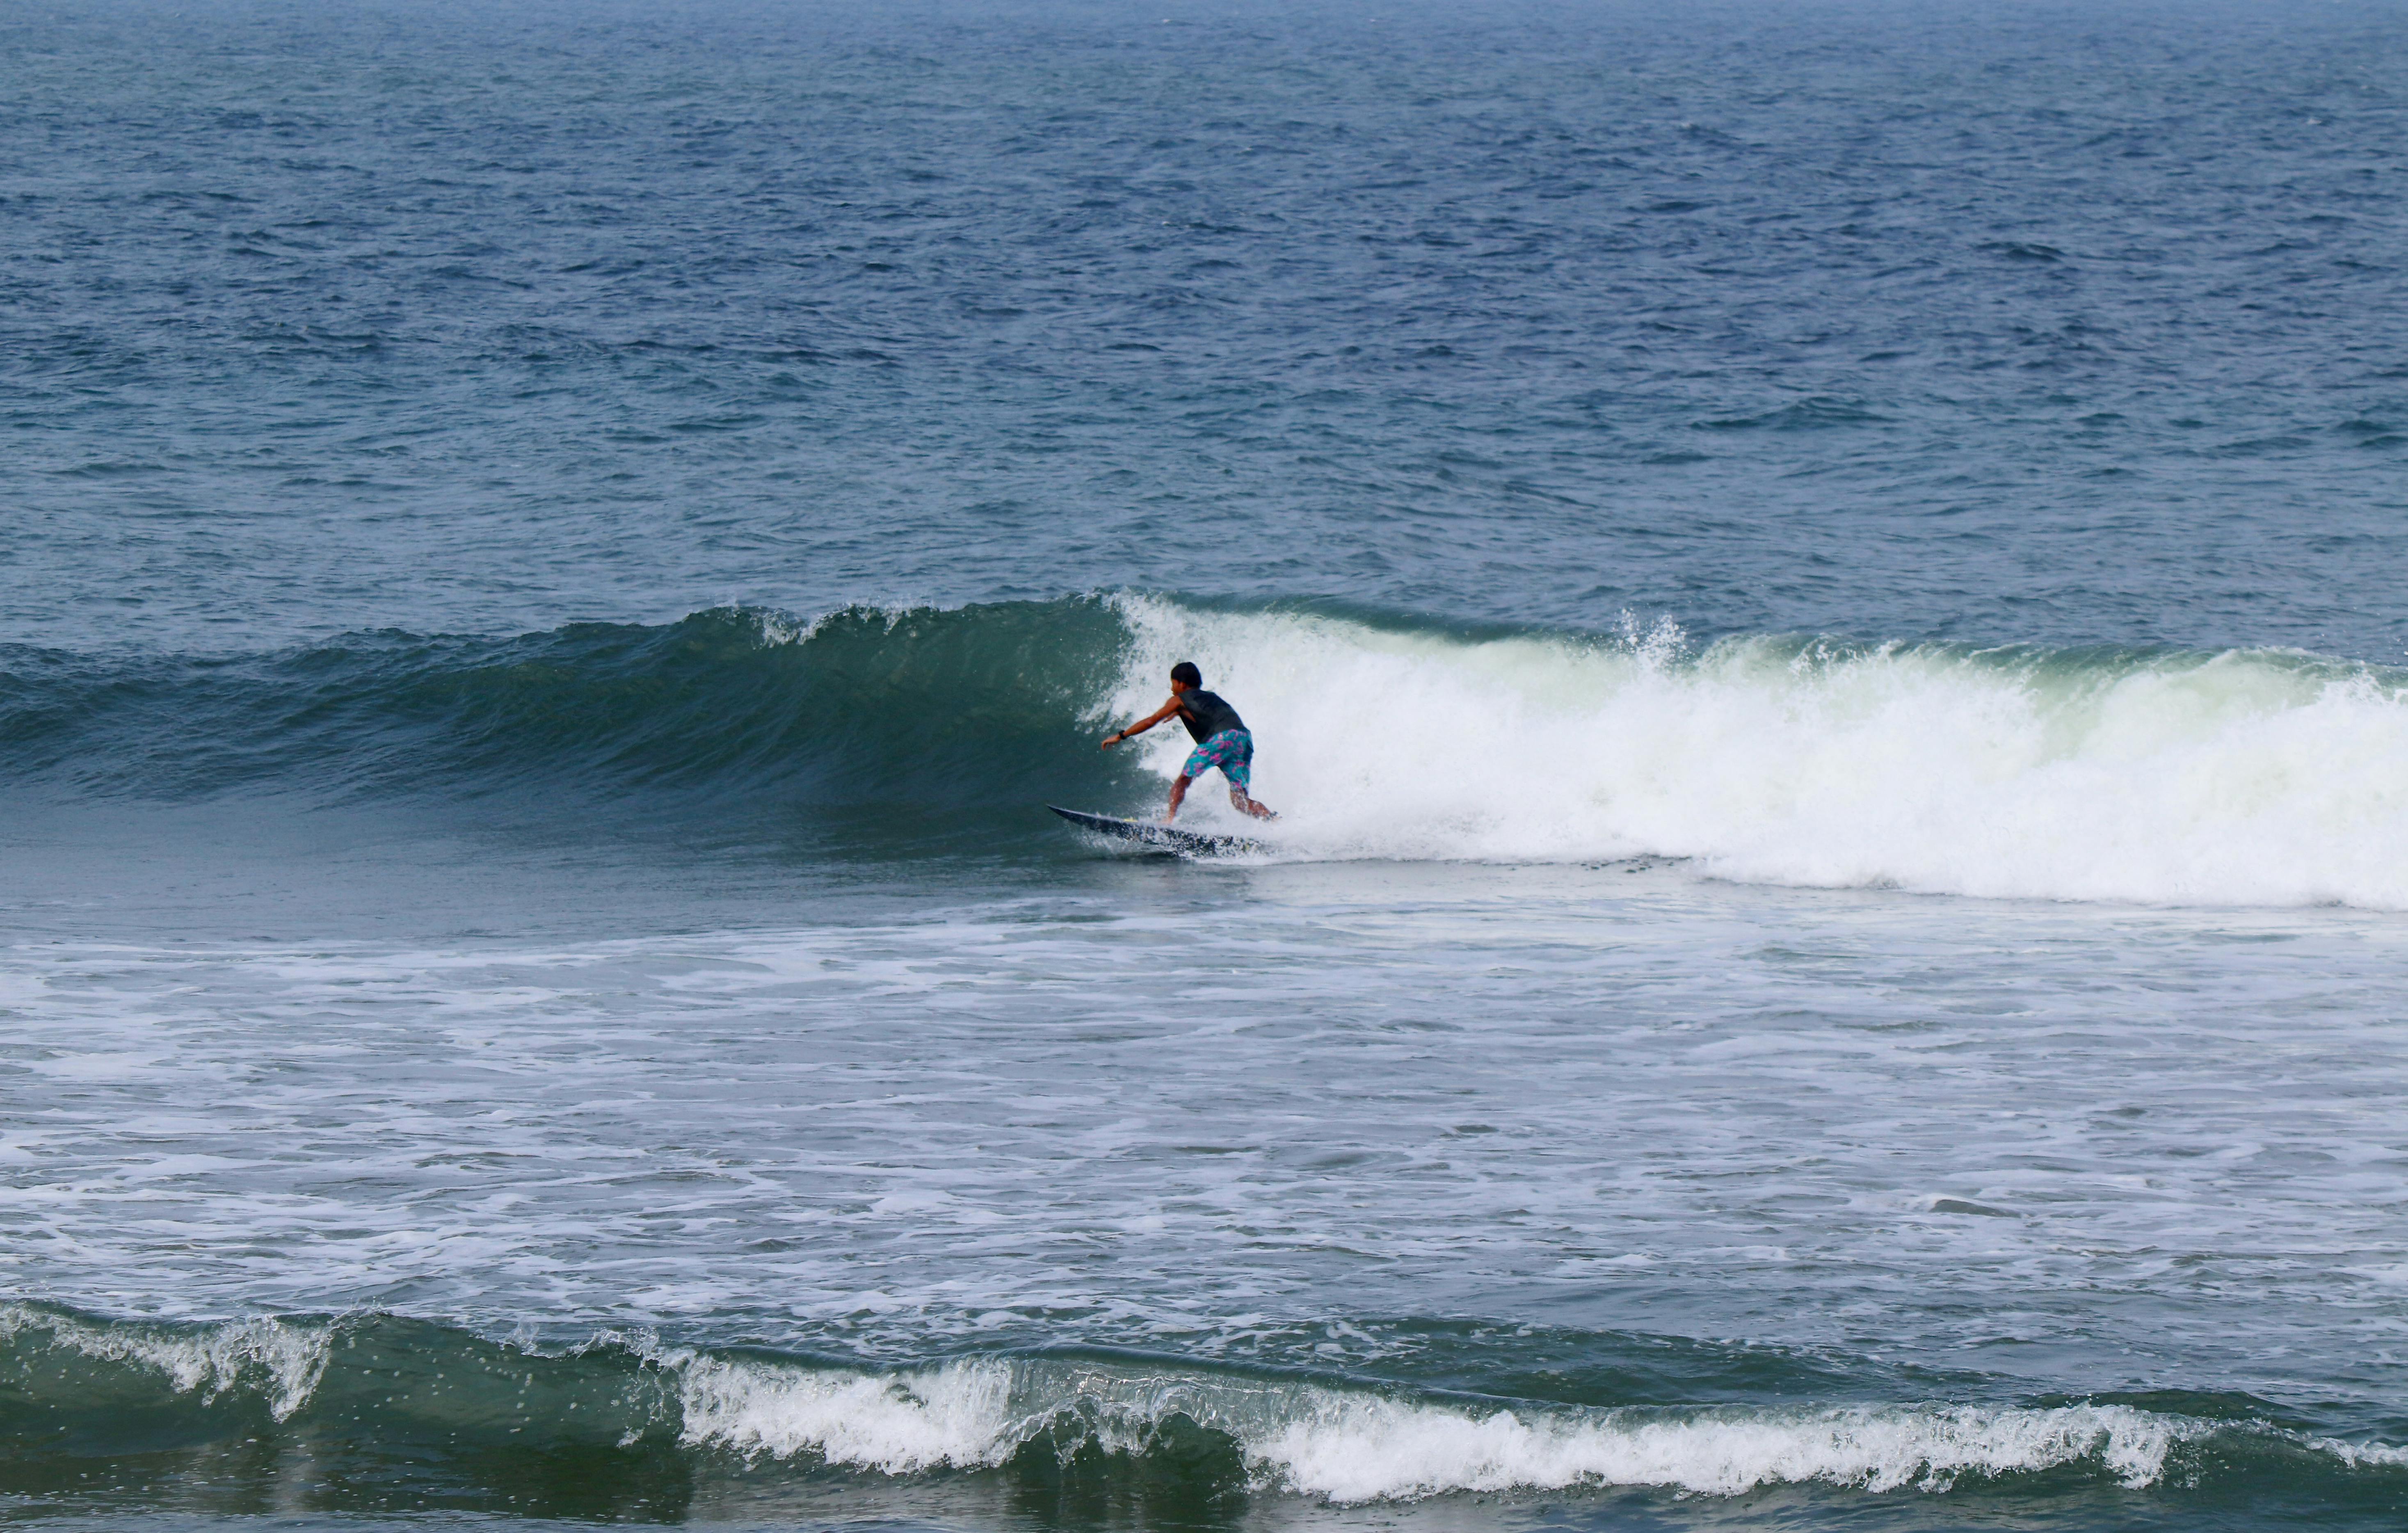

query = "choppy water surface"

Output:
[[5, 1, 2408, 1529]]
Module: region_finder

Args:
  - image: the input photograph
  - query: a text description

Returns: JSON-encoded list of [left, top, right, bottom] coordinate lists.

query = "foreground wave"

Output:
[[1, 1303, 2399, 1521], [8, 593, 2408, 905]]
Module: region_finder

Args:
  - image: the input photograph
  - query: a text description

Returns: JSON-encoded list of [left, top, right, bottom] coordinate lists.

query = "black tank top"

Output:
[[1177, 689, 1246, 743]]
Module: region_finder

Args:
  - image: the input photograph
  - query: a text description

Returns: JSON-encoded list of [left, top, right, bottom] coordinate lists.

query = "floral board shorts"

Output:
[[1181, 729, 1254, 790]]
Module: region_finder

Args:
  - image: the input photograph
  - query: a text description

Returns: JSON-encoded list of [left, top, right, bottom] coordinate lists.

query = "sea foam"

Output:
[[667, 1350, 2211, 1499], [673, 1351, 1019, 1471], [1109, 595, 2408, 907]]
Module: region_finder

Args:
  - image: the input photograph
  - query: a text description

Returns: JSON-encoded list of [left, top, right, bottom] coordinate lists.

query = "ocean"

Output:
[[4, 0, 2407, 1528]]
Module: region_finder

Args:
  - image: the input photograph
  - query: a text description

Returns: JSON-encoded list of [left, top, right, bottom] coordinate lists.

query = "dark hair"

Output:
[[1170, 661, 1202, 688]]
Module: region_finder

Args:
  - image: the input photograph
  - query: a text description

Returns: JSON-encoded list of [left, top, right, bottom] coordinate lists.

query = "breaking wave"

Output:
[[1107, 596, 2408, 906], [7, 592, 2408, 905], [0, 1303, 2398, 1519]]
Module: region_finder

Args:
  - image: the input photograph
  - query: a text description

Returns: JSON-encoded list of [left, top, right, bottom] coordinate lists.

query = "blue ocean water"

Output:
[[4, 0, 2408, 1528]]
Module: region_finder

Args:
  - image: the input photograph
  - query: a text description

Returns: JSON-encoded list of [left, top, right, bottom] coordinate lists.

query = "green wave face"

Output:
[[2, 1305, 2402, 1527], [0, 600, 1140, 813]]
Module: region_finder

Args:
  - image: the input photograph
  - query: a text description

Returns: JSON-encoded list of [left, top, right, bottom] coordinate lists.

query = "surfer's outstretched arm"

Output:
[[1100, 697, 1180, 749]]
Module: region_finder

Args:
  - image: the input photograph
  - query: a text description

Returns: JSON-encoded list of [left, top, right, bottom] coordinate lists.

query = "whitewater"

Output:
[[1110, 597, 2408, 906]]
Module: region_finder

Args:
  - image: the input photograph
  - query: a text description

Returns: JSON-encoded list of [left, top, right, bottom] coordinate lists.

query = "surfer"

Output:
[[1100, 662, 1277, 822]]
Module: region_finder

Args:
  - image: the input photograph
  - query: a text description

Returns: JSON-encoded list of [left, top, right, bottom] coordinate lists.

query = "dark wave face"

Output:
[[4, 1303, 2403, 1528], [0, 602, 1138, 814]]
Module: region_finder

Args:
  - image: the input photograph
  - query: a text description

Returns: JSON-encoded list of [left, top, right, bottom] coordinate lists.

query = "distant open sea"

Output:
[[4, 0, 2407, 1528]]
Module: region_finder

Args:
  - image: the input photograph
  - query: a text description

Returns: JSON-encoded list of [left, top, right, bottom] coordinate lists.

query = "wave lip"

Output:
[[0, 1302, 330, 1421]]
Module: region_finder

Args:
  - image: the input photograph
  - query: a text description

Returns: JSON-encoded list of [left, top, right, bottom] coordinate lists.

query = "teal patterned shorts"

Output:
[[1180, 729, 1253, 790]]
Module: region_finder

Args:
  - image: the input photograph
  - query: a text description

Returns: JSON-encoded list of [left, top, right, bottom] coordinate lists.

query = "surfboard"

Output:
[[1047, 805, 1261, 854]]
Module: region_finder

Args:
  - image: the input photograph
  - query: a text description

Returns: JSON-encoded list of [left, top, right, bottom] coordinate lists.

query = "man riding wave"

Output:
[[1100, 661, 1277, 823]]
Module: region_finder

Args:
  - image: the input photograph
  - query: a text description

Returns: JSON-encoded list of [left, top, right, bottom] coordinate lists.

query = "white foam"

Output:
[[1246, 1396, 2197, 1500], [2311, 1434, 2408, 1470], [1108, 595, 2408, 907], [655, 1350, 2232, 1500], [673, 1352, 1020, 1471], [0, 1304, 330, 1419]]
